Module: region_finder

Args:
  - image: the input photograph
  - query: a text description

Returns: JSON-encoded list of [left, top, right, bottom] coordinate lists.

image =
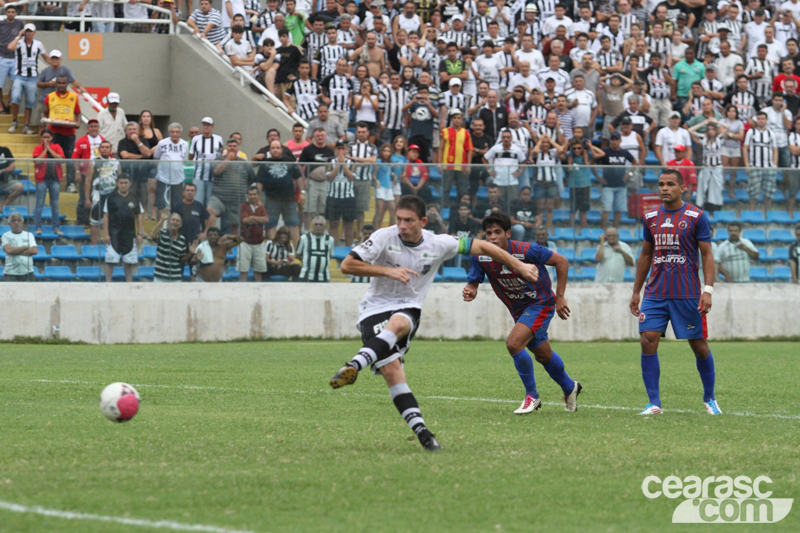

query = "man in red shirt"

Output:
[[437, 108, 474, 209], [238, 184, 270, 281], [72, 118, 104, 225], [666, 145, 697, 201], [42, 75, 81, 191], [772, 58, 800, 95]]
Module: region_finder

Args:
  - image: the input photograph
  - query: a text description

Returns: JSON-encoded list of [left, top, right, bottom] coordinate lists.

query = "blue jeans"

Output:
[[11, 75, 38, 109], [93, 21, 115, 33], [35, 180, 61, 230], [0, 57, 15, 87], [193, 179, 213, 206]]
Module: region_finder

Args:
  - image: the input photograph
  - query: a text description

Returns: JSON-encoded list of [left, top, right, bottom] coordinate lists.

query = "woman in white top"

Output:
[[688, 118, 728, 212], [619, 123, 646, 190], [719, 104, 746, 199], [354, 80, 379, 144], [462, 49, 478, 100], [669, 29, 688, 67]]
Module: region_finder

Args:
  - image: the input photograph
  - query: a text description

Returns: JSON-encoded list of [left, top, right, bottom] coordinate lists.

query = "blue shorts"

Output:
[[638, 298, 708, 340], [517, 303, 555, 349]]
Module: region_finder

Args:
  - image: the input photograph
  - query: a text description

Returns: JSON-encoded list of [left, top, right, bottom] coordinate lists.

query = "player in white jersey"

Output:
[[329, 196, 539, 451]]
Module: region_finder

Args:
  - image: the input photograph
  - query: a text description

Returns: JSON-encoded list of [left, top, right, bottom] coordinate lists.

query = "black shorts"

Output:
[[325, 196, 357, 222], [358, 307, 422, 374], [571, 186, 590, 212]]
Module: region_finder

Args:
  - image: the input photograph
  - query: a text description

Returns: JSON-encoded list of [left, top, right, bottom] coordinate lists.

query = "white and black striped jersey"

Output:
[[600, 28, 626, 52], [469, 15, 491, 45], [321, 73, 354, 112], [315, 44, 348, 80], [327, 157, 356, 197], [645, 35, 670, 59], [495, 126, 531, 152], [428, 53, 445, 88], [645, 67, 671, 99], [537, 0, 557, 19], [441, 91, 467, 128], [789, 132, 800, 168], [726, 90, 757, 121], [265, 239, 294, 264], [700, 78, 724, 111], [399, 45, 429, 78], [697, 20, 721, 59], [688, 95, 703, 117], [297, 232, 334, 282], [189, 134, 224, 182], [535, 67, 571, 94], [14, 39, 46, 77], [623, 52, 650, 73], [286, 78, 320, 121], [618, 13, 636, 38], [725, 19, 744, 50], [498, 51, 515, 89], [244, 0, 261, 27], [744, 58, 774, 99], [255, 9, 280, 29], [519, 20, 544, 47], [699, 134, 723, 167], [744, 128, 777, 168], [219, 28, 257, 50], [337, 28, 357, 48], [347, 141, 378, 181], [596, 49, 623, 71], [535, 148, 560, 182], [535, 123, 561, 143], [507, 96, 527, 117], [522, 102, 548, 128], [441, 30, 472, 49], [303, 31, 328, 62], [38, 1, 61, 8], [189, 8, 226, 44], [379, 87, 409, 130]]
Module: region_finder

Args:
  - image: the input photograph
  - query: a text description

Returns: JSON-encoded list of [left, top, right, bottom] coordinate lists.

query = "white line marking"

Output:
[[0, 501, 257, 533], [31, 379, 800, 420]]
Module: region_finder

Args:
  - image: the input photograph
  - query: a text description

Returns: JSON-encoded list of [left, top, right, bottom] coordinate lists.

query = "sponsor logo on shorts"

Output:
[[639, 312, 646, 322]]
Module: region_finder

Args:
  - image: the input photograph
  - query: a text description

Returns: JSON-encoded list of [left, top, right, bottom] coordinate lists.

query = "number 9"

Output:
[[79, 38, 90, 56]]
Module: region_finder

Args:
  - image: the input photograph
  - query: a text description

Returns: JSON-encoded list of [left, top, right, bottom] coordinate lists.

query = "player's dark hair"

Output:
[[207, 227, 221, 237], [482, 212, 512, 232], [728, 221, 742, 230], [396, 195, 426, 219], [117, 173, 131, 182], [661, 168, 684, 184]]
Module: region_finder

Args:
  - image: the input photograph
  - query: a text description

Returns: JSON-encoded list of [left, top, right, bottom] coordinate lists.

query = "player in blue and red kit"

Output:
[[463, 213, 582, 414], [630, 169, 720, 416]]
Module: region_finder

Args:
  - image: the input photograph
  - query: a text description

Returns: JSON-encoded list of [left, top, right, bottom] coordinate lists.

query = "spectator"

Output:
[[299, 128, 335, 228], [102, 175, 144, 283], [467, 118, 493, 200], [673, 48, 705, 110], [716, 221, 759, 283], [150, 213, 195, 283], [188, 117, 224, 206], [404, 84, 438, 163], [564, 74, 598, 129], [297, 215, 335, 282], [171, 182, 211, 244], [283, 60, 320, 123], [0, 7, 24, 115], [688, 120, 727, 213], [84, 140, 121, 244], [304, 104, 346, 148], [224, 25, 256, 74], [534, 226, 559, 280], [8, 23, 47, 135], [761, 92, 793, 171], [553, 94, 577, 140], [719, 104, 746, 200], [1, 212, 37, 281], [194, 227, 243, 282], [594, 228, 634, 282], [354, 81, 379, 144], [773, 58, 800, 95], [122, 0, 151, 33], [238, 185, 269, 281], [378, 72, 410, 145], [118, 121, 154, 220], [222, 0, 246, 30], [253, 129, 295, 162], [438, 108, 473, 208], [257, 140, 303, 243], [723, 74, 758, 123], [788, 117, 800, 218], [269, 28, 304, 98], [37, 49, 82, 102], [789, 225, 800, 283], [598, 74, 632, 146], [320, 58, 354, 134], [597, 132, 636, 229], [42, 74, 81, 191], [401, 144, 433, 204], [32, 130, 65, 236], [509, 187, 540, 241], [347, 224, 374, 283], [153, 123, 189, 221], [97, 92, 127, 152], [0, 143, 22, 209], [188, 0, 226, 44], [716, 40, 743, 91], [373, 143, 396, 228], [530, 133, 565, 232], [325, 140, 357, 246], [484, 129, 526, 201], [610, 96, 654, 139], [138, 110, 162, 197], [477, 89, 508, 140], [744, 44, 775, 107], [210, 137, 255, 235], [285, 123, 309, 160], [149, 0, 181, 35], [347, 122, 378, 238], [473, 183, 505, 219], [616, 117, 646, 191], [654, 111, 692, 166], [743, 111, 779, 215], [73, 119, 106, 225], [266, 226, 301, 280], [449, 202, 483, 239], [567, 139, 602, 231]]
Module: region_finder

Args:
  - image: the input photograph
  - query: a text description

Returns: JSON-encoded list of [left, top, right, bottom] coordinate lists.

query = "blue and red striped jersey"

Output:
[[467, 240, 555, 320], [642, 203, 712, 299]]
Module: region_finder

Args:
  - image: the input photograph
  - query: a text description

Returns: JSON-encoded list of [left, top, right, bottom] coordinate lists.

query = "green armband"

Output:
[[457, 237, 472, 255]]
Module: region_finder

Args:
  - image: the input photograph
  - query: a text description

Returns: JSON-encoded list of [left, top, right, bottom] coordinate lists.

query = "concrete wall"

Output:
[[35, 32, 294, 156], [1, 283, 798, 344]]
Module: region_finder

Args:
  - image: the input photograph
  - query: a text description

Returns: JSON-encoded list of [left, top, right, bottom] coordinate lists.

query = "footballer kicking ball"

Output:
[[99, 382, 140, 422]]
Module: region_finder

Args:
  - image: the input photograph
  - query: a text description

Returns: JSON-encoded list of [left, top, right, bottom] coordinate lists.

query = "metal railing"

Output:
[[8, 0, 176, 33]]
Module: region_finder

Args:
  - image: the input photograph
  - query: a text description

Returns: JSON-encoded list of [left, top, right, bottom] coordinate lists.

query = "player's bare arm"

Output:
[[545, 253, 570, 319], [470, 239, 539, 283], [630, 240, 655, 316], [698, 241, 714, 315], [341, 254, 419, 284]]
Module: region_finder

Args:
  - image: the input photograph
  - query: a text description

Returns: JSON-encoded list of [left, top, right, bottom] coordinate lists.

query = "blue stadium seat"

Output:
[[35, 225, 60, 241], [712, 210, 737, 224], [34, 268, 45, 280], [137, 266, 155, 280], [554, 228, 575, 241], [618, 229, 638, 243], [44, 265, 76, 281], [0, 224, 9, 234], [333, 246, 351, 261], [61, 225, 90, 240], [141, 246, 157, 260], [81, 245, 106, 261], [447, 186, 458, 199], [552, 209, 571, 222], [742, 229, 766, 243], [637, 187, 652, 194], [428, 167, 442, 181], [772, 189, 786, 203], [586, 209, 602, 224], [557, 248, 576, 261], [183, 266, 192, 281], [440, 207, 450, 220], [560, 187, 571, 201], [766, 211, 797, 224], [0, 266, 3, 279], [769, 229, 795, 243], [589, 188, 601, 201], [226, 246, 238, 261], [434, 272, 444, 282], [430, 188, 441, 199], [75, 266, 103, 281], [0, 248, 4, 261], [579, 267, 596, 281], [3, 205, 27, 218], [51, 245, 82, 262], [578, 228, 604, 241], [442, 266, 468, 281], [749, 267, 769, 281], [578, 248, 597, 263], [111, 266, 138, 281], [756, 248, 770, 262], [770, 248, 789, 261], [267, 275, 288, 281], [619, 213, 637, 225], [771, 266, 791, 282], [740, 211, 766, 224], [624, 269, 635, 282], [733, 189, 749, 202], [476, 186, 488, 199], [713, 228, 729, 242], [39, 206, 67, 221], [222, 266, 239, 281], [567, 267, 577, 279], [643, 169, 658, 183], [644, 151, 659, 165], [32, 247, 51, 261]]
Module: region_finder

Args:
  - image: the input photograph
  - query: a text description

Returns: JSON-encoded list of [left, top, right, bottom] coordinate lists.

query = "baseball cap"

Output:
[[669, 111, 681, 119], [705, 5, 716, 11], [621, 116, 633, 125], [202, 116, 214, 124], [50, 49, 62, 58], [674, 144, 686, 151], [450, 14, 464, 22], [705, 64, 716, 71], [449, 108, 463, 116], [408, 144, 420, 151], [87, 118, 99, 125], [525, 4, 538, 12], [717, 24, 730, 31], [677, 13, 687, 19], [610, 132, 621, 140], [372, 0, 385, 5], [449, 78, 462, 87], [755, 8, 765, 16], [107, 92, 120, 103], [335, 140, 347, 148], [24, 23, 35, 32]]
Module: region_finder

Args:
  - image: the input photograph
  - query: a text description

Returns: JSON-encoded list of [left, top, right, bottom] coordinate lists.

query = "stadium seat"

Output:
[[447, 186, 458, 199], [770, 248, 789, 261], [222, 266, 239, 281], [557, 248, 576, 261], [756, 248, 770, 262], [554, 227, 575, 241], [81, 245, 107, 261], [111, 266, 139, 281], [637, 187, 652, 194], [733, 189, 749, 202], [578, 267, 596, 281], [137, 266, 155, 280], [476, 186, 488, 199], [589, 188, 601, 201], [766, 211, 797, 224], [21, 180, 35, 193], [771, 267, 791, 282], [712, 210, 737, 224], [644, 152, 659, 165], [742, 229, 766, 243], [0, 266, 3, 279], [51, 245, 82, 262], [560, 188, 571, 202], [267, 275, 288, 281], [0, 224, 9, 234], [183, 266, 192, 281], [32, 246, 51, 261], [772, 189, 786, 203], [61, 225, 90, 240], [713, 228, 729, 242], [430, 188, 441, 200], [769, 229, 795, 243], [35, 225, 60, 241], [749, 267, 769, 281], [141, 246, 158, 260], [577, 248, 597, 263], [34, 268, 45, 280], [552, 209, 571, 222], [429, 167, 442, 181], [434, 272, 444, 282], [619, 213, 637, 225], [440, 208, 449, 220], [333, 246, 351, 261], [3, 205, 27, 218], [75, 266, 103, 281], [0, 248, 4, 261], [39, 206, 67, 221], [586, 209, 601, 224], [567, 267, 577, 279], [578, 228, 604, 241], [618, 229, 637, 243], [442, 266, 468, 281], [226, 246, 238, 261], [624, 269, 635, 282], [740, 211, 766, 224], [44, 265, 76, 281], [643, 169, 658, 183]]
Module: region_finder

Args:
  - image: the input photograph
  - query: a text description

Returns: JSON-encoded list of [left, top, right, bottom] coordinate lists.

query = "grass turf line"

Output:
[[0, 341, 798, 533]]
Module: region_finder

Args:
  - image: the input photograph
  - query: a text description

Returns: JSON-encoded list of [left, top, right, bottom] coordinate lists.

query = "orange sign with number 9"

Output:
[[68, 34, 103, 60]]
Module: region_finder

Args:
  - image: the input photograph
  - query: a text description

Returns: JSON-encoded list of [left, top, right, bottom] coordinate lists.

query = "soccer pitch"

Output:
[[1, 340, 798, 532]]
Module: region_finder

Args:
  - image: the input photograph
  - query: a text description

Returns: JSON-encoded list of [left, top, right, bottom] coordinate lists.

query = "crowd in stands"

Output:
[[2, 0, 800, 284]]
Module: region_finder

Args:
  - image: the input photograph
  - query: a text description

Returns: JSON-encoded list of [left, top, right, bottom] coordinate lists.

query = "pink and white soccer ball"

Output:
[[99, 382, 140, 422]]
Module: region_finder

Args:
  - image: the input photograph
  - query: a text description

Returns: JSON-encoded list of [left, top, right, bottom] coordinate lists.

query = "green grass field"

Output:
[[1, 340, 798, 533]]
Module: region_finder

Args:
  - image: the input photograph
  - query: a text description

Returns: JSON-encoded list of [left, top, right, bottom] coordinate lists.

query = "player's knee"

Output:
[[690, 341, 710, 358], [505, 338, 524, 355], [386, 315, 412, 337]]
